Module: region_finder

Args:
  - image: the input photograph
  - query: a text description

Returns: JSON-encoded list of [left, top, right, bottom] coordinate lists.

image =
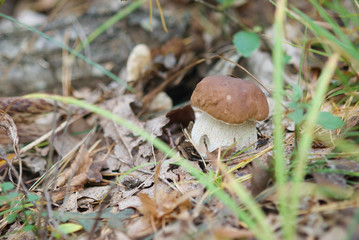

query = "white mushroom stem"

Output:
[[191, 112, 257, 156]]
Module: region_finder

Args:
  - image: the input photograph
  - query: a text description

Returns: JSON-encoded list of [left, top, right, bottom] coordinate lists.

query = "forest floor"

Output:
[[0, 0, 358, 239]]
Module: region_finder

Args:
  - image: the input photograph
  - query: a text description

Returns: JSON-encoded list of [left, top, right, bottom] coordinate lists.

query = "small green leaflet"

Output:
[[6, 213, 17, 223], [290, 84, 303, 103], [27, 193, 40, 202], [288, 108, 305, 125], [0, 0, 5, 7], [318, 111, 344, 130], [58, 223, 83, 234], [1, 182, 14, 192], [216, 0, 236, 8], [233, 31, 260, 57], [23, 225, 35, 232], [284, 55, 292, 64]]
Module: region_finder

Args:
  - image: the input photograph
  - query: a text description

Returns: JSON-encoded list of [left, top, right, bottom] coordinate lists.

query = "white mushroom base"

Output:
[[191, 112, 257, 156]]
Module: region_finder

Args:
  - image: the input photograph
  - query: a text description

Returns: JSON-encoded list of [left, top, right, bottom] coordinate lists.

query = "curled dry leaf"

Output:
[[0, 109, 19, 153], [0, 97, 60, 143], [146, 190, 191, 219], [0, 109, 20, 178], [56, 144, 93, 189], [0, 97, 54, 117]]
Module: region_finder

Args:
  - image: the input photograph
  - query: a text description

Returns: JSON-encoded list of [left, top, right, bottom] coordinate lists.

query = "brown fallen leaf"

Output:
[[257, 182, 354, 213], [100, 95, 170, 179], [152, 37, 186, 60], [0, 97, 58, 143], [87, 148, 112, 183], [0, 109, 19, 154], [53, 131, 83, 158], [56, 144, 93, 189], [128, 189, 192, 238], [141, 189, 191, 221], [0, 109, 21, 185], [250, 158, 272, 197], [52, 185, 84, 203], [214, 226, 254, 240], [0, 97, 54, 117], [100, 95, 144, 162]]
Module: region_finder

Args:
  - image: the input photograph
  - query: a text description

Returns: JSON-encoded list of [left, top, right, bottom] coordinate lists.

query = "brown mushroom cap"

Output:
[[190, 75, 269, 124]]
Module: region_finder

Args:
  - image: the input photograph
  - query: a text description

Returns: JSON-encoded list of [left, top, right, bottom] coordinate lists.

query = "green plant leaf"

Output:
[[58, 223, 83, 234], [27, 193, 40, 202], [290, 84, 303, 102], [24, 224, 35, 232], [288, 108, 305, 125], [8, 192, 20, 201], [24, 210, 33, 217], [284, 55, 292, 64], [1, 192, 20, 204], [318, 112, 344, 130], [6, 213, 17, 223], [233, 31, 260, 57], [1, 182, 14, 192], [216, 0, 236, 8]]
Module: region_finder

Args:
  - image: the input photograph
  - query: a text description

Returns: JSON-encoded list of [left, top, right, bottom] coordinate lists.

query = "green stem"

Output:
[[75, 0, 147, 53], [272, 0, 291, 239], [289, 53, 339, 237]]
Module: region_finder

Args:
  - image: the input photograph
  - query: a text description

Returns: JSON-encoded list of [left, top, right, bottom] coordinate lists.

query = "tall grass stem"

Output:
[[272, 0, 291, 239], [289, 53, 339, 236]]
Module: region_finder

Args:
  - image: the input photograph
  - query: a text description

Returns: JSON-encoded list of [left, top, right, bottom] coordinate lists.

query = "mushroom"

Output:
[[190, 75, 269, 156]]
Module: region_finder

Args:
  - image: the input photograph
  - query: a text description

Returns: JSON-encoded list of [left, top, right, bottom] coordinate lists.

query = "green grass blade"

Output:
[[0, 13, 132, 92], [292, 7, 359, 69], [288, 53, 340, 237], [228, 176, 276, 240], [117, 162, 158, 181], [309, 0, 351, 44], [75, 0, 146, 53], [272, 0, 291, 239]]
